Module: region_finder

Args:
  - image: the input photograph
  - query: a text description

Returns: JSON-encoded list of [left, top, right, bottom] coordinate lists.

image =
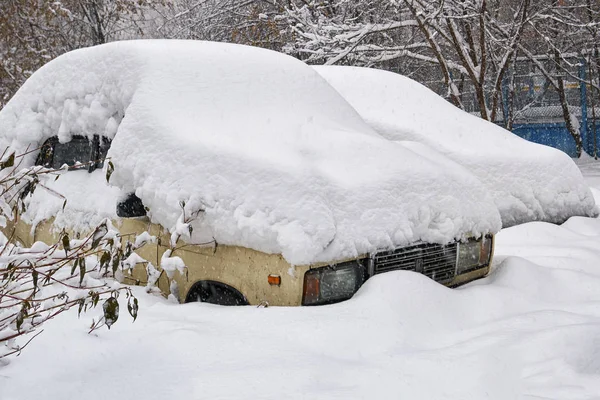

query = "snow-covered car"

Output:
[[0, 41, 500, 306], [314, 66, 597, 227]]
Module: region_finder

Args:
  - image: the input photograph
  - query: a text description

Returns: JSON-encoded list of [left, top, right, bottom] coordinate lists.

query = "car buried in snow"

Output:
[[0, 40, 500, 306]]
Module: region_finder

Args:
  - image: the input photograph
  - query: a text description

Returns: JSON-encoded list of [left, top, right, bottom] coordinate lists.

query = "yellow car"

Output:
[[1, 41, 500, 306]]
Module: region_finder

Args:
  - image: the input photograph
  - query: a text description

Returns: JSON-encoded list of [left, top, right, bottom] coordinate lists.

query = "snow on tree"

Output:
[[274, 0, 600, 156], [156, 0, 284, 49], [0, 0, 161, 109], [278, 0, 532, 122]]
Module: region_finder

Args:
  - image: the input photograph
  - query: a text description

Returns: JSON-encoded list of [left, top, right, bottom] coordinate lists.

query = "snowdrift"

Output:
[[5, 216, 600, 399], [315, 66, 597, 227], [0, 41, 501, 265]]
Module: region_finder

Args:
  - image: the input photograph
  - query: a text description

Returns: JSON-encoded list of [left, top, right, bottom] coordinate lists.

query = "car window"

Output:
[[52, 136, 94, 169], [37, 135, 111, 171]]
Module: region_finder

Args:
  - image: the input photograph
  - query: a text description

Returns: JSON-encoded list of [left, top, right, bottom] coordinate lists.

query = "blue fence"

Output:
[[505, 57, 599, 158], [512, 121, 600, 158]]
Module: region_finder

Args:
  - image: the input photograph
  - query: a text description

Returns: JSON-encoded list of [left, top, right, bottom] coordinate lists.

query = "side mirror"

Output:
[[117, 193, 147, 218]]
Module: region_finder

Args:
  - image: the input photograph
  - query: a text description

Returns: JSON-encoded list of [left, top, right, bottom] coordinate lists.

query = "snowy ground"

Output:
[[3, 162, 600, 399], [577, 154, 600, 205]]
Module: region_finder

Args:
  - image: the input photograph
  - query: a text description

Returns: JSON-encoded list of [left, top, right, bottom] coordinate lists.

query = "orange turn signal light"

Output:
[[268, 274, 281, 286]]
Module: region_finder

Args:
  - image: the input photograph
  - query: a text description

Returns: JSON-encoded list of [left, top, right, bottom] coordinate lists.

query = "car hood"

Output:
[[315, 65, 597, 227]]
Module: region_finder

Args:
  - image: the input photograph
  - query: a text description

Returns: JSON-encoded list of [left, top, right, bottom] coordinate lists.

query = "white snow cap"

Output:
[[315, 66, 597, 227], [0, 40, 501, 265]]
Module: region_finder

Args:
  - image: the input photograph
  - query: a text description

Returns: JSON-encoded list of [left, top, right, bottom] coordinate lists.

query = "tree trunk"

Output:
[[550, 0, 582, 157], [554, 49, 583, 157]]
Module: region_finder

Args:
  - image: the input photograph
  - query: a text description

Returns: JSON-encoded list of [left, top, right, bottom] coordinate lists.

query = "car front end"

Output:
[[302, 235, 494, 306]]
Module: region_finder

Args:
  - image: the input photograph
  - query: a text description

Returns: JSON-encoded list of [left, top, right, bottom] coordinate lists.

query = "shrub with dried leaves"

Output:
[[0, 148, 141, 359]]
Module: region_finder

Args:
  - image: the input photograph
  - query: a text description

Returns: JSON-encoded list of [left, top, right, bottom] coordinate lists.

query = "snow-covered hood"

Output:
[[0, 40, 501, 265], [314, 65, 597, 227]]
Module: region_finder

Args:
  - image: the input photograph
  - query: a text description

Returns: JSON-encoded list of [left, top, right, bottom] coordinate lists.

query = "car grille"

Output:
[[372, 242, 458, 284]]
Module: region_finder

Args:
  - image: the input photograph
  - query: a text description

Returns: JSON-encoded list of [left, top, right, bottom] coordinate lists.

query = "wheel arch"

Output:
[[184, 280, 249, 306]]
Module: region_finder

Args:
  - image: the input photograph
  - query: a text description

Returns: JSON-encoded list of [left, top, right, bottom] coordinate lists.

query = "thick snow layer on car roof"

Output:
[[315, 66, 597, 227], [0, 40, 501, 265]]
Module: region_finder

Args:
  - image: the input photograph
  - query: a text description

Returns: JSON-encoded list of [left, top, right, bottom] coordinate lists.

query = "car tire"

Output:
[[184, 280, 249, 306]]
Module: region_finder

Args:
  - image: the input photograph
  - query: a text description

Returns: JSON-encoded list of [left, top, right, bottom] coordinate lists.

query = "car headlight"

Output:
[[302, 260, 367, 306], [457, 235, 493, 274]]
